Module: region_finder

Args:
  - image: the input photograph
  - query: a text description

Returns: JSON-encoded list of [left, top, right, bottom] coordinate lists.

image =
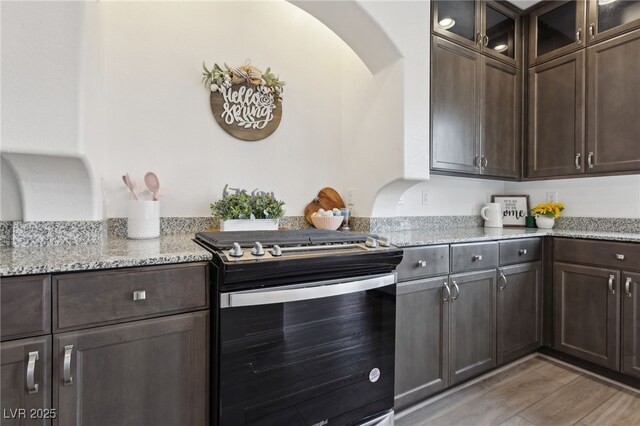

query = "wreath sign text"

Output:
[[203, 62, 285, 141]]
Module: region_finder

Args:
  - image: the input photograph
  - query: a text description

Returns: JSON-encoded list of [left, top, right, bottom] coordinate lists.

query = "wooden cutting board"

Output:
[[304, 187, 346, 224]]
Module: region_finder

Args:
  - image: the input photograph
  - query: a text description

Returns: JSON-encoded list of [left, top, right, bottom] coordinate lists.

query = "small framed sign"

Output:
[[491, 195, 530, 227]]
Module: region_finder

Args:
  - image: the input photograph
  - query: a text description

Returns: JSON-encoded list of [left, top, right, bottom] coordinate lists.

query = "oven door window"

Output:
[[219, 284, 395, 426]]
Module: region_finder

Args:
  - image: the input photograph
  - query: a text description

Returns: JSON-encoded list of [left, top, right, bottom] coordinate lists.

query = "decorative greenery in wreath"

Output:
[[202, 61, 286, 141]]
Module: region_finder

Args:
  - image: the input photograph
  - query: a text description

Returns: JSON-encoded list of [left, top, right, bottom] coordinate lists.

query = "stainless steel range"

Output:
[[195, 229, 403, 426]]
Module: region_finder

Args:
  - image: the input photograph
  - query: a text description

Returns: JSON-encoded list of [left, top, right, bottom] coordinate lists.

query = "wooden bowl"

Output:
[[311, 215, 344, 230]]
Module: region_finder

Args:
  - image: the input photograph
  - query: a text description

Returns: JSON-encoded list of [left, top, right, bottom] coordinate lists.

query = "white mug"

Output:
[[481, 203, 503, 228]]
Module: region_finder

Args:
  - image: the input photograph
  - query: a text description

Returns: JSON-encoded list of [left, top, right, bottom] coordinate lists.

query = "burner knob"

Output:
[[251, 242, 265, 256], [270, 245, 283, 257], [229, 242, 244, 258], [377, 237, 390, 247], [365, 237, 378, 248]]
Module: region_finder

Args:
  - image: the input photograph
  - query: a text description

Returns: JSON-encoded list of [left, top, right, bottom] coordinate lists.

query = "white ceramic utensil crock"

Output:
[[128, 200, 160, 239]]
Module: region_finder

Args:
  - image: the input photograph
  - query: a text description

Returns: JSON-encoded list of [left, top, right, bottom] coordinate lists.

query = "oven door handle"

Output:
[[221, 274, 396, 308]]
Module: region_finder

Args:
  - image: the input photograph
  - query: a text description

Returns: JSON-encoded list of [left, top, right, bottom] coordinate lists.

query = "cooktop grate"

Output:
[[195, 229, 374, 250]]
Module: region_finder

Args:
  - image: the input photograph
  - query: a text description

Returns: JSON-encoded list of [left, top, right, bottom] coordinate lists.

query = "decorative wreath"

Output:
[[202, 61, 285, 100]]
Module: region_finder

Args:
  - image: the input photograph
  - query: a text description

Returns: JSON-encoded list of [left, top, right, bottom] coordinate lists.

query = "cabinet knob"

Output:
[[615, 254, 625, 260], [519, 249, 527, 255], [133, 290, 146, 301], [417, 260, 427, 268], [472, 255, 483, 261]]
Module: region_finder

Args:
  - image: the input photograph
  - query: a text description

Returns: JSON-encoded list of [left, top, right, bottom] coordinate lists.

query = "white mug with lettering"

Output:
[[481, 203, 503, 228]]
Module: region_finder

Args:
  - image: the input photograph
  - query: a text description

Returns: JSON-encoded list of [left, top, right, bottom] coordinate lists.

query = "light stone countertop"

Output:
[[2, 228, 639, 277], [380, 227, 640, 247], [0, 234, 212, 277]]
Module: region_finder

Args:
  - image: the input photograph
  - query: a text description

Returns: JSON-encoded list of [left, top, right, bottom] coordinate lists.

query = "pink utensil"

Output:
[[144, 172, 160, 201], [122, 174, 139, 200]]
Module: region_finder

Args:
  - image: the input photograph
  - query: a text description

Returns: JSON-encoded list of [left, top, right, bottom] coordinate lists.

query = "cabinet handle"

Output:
[[451, 280, 460, 301], [589, 23, 595, 39], [483, 34, 489, 47], [499, 272, 507, 292], [133, 290, 146, 301], [576, 28, 582, 43], [588, 152, 594, 169], [63, 345, 73, 386], [519, 249, 528, 255], [476, 32, 483, 45], [443, 282, 451, 302], [625, 277, 633, 298], [26, 351, 39, 394], [616, 254, 625, 260], [473, 155, 480, 169], [472, 254, 483, 261], [481, 156, 488, 168], [575, 153, 581, 170], [608, 275, 616, 295]]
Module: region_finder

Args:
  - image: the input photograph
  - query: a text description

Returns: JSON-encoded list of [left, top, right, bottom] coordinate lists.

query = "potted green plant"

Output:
[[210, 185, 285, 231], [531, 202, 565, 229]]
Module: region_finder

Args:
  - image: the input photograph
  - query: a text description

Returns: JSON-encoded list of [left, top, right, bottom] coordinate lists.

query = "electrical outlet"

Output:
[[346, 189, 355, 207], [546, 192, 558, 203], [422, 190, 429, 206]]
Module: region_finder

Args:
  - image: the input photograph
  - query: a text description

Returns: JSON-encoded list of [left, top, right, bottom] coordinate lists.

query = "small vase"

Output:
[[535, 215, 555, 229], [128, 200, 160, 239]]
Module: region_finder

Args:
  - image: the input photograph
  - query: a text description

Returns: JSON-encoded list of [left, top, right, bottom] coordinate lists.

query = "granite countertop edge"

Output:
[[382, 228, 640, 247], [2, 229, 639, 277]]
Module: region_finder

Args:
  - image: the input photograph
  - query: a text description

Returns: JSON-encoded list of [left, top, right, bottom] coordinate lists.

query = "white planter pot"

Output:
[[128, 200, 160, 239], [535, 215, 555, 229], [220, 219, 278, 232]]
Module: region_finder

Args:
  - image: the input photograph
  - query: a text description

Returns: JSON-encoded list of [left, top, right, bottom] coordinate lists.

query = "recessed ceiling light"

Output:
[[494, 44, 508, 53], [599, 0, 617, 5], [438, 18, 456, 30]]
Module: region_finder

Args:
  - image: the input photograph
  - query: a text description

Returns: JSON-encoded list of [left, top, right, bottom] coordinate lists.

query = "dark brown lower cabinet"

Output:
[[1, 336, 52, 426], [394, 276, 449, 410], [53, 311, 208, 426], [449, 270, 497, 385], [622, 271, 640, 379], [497, 263, 542, 364], [553, 263, 620, 370]]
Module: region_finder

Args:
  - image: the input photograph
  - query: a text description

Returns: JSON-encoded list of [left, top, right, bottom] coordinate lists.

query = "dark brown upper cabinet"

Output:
[[587, 0, 640, 44], [528, 0, 587, 66], [586, 29, 640, 173], [431, 35, 520, 179], [433, 1, 520, 67], [527, 50, 585, 178]]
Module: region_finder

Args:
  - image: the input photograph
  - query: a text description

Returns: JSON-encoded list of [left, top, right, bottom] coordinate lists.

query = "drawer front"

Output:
[[554, 238, 640, 270], [499, 238, 542, 266], [1, 275, 51, 341], [54, 263, 208, 331], [451, 242, 499, 273], [396, 245, 449, 282]]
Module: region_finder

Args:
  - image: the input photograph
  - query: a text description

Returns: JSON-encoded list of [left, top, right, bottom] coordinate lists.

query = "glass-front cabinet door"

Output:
[[483, 1, 520, 67], [433, 0, 482, 51], [587, 0, 640, 43], [528, 0, 586, 65]]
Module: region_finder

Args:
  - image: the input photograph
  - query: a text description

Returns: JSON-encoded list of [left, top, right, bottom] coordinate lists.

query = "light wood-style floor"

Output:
[[396, 355, 640, 426]]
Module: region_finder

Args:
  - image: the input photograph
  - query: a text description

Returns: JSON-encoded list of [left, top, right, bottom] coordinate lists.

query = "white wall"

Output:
[[506, 175, 640, 218], [91, 1, 374, 218], [397, 175, 506, 216], [1, 1, 85, 156]]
